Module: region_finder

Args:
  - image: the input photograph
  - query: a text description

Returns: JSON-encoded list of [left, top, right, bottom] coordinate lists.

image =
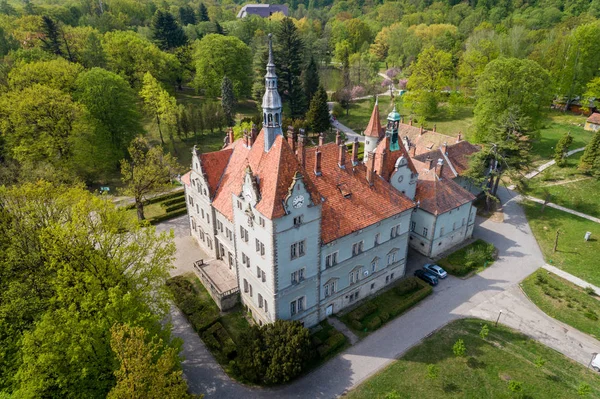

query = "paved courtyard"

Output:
[[161, 187, 600, 398]]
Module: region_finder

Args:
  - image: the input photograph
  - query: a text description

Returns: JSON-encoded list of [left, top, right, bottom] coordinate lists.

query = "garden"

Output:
[[523, 201, 600, 286], [340, 277, 432, 338], [124, 189, 188, 224], [521, 270, 600, 339], [437, 239, 496, 277], [345, 318, 600, 398]]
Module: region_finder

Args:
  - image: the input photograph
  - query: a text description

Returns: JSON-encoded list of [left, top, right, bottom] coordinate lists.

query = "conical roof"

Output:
[[364, 99, 383, 138], [387, 105, 401, 121]]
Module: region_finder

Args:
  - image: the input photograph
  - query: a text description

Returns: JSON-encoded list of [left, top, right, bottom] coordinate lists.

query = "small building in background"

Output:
[[585, 113, 600, 132], [237, 4, 289, 18]]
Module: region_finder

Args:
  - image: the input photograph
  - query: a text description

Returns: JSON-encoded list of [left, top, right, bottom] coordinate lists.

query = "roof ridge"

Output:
[[440, 148, 458, 177]]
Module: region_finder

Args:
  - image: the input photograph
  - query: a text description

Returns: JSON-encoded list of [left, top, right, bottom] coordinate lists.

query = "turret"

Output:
[[386, 105, 401, 152], [262, 33, 283, 152], [363, 97, 382, 162]]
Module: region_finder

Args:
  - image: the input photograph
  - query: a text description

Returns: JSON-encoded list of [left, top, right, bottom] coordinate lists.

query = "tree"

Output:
[[237, 320, 312, 385], [7, 58, 83, 92], [306, 85, 330, 134], [201, 102, 226, 133], [39, 15, 63, 57], [406, 46, 454, 119], [221, 76, 235, 127], [193, 34, 252, 98], [140, 72, 178, 146], [583, 77, 600, 111], [452, 339, 466, 357], [426, 364, 439, 380], [108, 324, 196, 399], [579, 130, 600, 177], [198, 3, 209, 22], [479, 324, 489, 340], [275, 18, 307, 119], [554, 132, 573, 167], [151, 10, 187, 51], [120, 137, 179, 221], [178, 5, 196, 26], [303, 56, 320, 104]]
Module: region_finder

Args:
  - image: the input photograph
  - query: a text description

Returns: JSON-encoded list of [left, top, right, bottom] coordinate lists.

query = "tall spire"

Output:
[[386, 103, 401, 152], [262, 33, 283, 152]]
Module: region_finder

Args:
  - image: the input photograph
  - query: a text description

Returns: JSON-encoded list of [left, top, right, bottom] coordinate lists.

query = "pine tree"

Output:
[[306, 85, 330, 134], [214, 21, 224, 35], [198, 3, 209, 22], [178, 5, 196, 26], [221, 75, 235, 127], [252, 44, 269, 103], [275, 18, 307, 118], [40, 15, 62, 56], [579, 130, 600, 176], [303, 56, 320, 104], [151, 10, 187, 51], [554, 132, 573, 167]]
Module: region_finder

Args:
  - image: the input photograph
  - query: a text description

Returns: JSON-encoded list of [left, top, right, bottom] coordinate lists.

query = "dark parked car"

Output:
[[414, 269, 438, 286]]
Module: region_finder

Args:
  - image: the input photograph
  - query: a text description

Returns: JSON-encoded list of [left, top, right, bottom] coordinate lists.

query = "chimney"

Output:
[[251, 124, 258, 142], [318, 133, 324, 146], [435, 158, 444, 178], [366, 151, 375, 185], [376, 148, 387, 178], [228, 128, 234, 145], [314, 149, 322, 176], [243, 130, 249, 147], [249, 129, 255, 147], [433, 124, 437, 132], [287, 126, 295, 152], [457, 132, 462, 142], [335, 130, 341, 145], [297, 130, 306, 168], [338, 144, 346, 168], [426, 156, 433, 170], [351, 137, 359, 166], [401, 117, 404, 124], [410, 144, 417, 157], [442, 142, 448, 155], [409, 117, 413, 126], [419, 125, 424, 135]]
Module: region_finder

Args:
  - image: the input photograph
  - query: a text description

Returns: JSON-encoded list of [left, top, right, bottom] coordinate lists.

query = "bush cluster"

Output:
[[166, 276, 219, 333], [315, 331, 347, 358], [440, 240, 496, 276]]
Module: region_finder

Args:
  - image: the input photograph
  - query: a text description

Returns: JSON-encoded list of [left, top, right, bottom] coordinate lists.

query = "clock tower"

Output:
[[386, 105, 401, 152], [262, 33, 283, 152]]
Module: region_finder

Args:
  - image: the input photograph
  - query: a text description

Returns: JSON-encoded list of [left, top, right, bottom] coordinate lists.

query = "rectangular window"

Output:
[[262, 271, 266, 283], [387, 251, 397, 266], [249, 284, 253, 297], [325, 252, 338, 268], [243, 279, 248, 293], [240, 226, 248, 242], [259, 217, 265, 227], [453, 222, 456, 231], [255, 238, 260, 252], [201, 209, 205, 218], [196, 204, 200, 214], [290, 301, 296, 316], [352, 241, 363, 256], [257, 266, 261, 278], [188, 195, 193, 205], [423, 227, 428, 237], [242, 253, 250, 268], [371, 258, 378, 272], [290, 240, 306, 259], [297, 297, 304, 312], [258, 294, 263, 308], [291, 271, 298, 284], [293, 215, 303, 227], [440, 227, 445, 236], [299, 268, 304, 281], [237, 200, 242, 210], [264, 300, 268, 313], [395, 225, 401, 237], [410, 221, 416, 232], [325, 284, 330, 297], [207, 215, 210, 224], [374, 233, 380, 246]]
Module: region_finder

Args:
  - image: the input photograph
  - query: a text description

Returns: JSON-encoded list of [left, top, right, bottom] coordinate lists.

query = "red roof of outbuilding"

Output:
[[587, 113, 600, 124]]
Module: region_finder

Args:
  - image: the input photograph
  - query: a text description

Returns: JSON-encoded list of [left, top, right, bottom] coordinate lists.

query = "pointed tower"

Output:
[[386, 105, 401, 152], [262, 33, 283, 152], [363, 97, 383, 162]]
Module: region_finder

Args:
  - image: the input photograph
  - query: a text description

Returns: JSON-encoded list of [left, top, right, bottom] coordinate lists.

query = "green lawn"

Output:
[[530, 112, 590, 165], [528, 153, 600, 219], [523, 201, 600, 286], [345, 318, 600, 399], [437, 239, 496, 277], [521, 270, 600, 339]]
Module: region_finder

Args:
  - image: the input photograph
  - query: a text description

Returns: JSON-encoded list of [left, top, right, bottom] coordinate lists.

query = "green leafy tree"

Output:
[[198, 3, 209, 22], [405, 46, 454, 119], [120, 137, 179, 221], [140, 72, 178, 146], [151, 9, 187, 51], [237, 320, 312, 385], [579, 130, 600, 177], [275, 18, 307, 119], [201, 102, 226, 133], [7, 58, 83, 92], [584, 77, 600, 111], [193, 34, 252, 98], [452, 339, 466, 357], [554, 132, 573, 167], [108, 324, 196, 399], [303, 56, 320, 104], [221, 75, 235, 127], [306, 85, 330, 134]]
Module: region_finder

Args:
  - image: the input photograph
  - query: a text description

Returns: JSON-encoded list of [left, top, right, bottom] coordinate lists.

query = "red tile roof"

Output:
[[364, 102, 383, 138], [398, 124, 456, 155], [444, 141, 480, 175], [587, 113, 600, 124], [181, 171, 191, 186], [198, 148, 233, 197], [413, 164, 475, 215], [305, 143, 415, 243], [374, 136, 418, 180]]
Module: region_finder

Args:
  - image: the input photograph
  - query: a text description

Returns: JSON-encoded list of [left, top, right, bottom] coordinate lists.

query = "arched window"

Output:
[[264, 113, 267, 124], [268, 114, 273, 124], [275, 113, 279, 125]]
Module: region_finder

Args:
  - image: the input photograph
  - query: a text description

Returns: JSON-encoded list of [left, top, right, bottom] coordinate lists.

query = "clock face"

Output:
[[397, 175, 404, 183], [292, 195, 304, 208]]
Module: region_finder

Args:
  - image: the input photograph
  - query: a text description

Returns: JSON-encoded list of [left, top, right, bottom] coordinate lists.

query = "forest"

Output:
[[1, 0, 600, 397]]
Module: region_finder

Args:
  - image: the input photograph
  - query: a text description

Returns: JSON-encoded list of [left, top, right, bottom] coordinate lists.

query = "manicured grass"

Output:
[[521, 270, 600, 339], [345, 318, 600, 399], [125, 189, 186, 223], [437, 239, 496, 277], [530, 112, 590, 165], [523, 201, 600, 286], [340, 277, 432, 338], [529, 153, 600, 219]]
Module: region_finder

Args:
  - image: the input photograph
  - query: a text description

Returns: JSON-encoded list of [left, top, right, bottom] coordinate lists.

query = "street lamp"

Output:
[[495, 310, 503, 327]]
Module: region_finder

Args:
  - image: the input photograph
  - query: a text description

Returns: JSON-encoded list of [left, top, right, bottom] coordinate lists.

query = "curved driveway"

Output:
[[165, 186, 600, 398]]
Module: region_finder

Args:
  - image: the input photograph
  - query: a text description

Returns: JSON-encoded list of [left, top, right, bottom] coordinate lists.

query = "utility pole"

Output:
[[554, 229, 560, 253]]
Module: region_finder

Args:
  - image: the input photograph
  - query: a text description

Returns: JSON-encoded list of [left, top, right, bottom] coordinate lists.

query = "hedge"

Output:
[[161, 197, 187, 207], [388, 285, 432, 318], [348, 302, 377, 322], [365, 316, 382, 331], [164, 202, 187, 213], [149, 208, 188, 225], [316, 331, 347, 358], [124, 190, 185, 210]]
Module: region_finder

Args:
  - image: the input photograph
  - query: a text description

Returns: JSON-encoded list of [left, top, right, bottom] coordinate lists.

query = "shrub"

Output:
[[188, 312, 217, 332], [179, 296, 203, 315], [453, 339, 466, 357], [202, 331, 221, 350], [584, 286, 596, 296], [161, 197, 186, 207], [508, 380, 523, 393], [395, 278, 419, 296], [149, 208, 188, 224], [479, 324, 489, 340], [365, 316, 382, 331], [312, 336, 323, 347], [317, 344, 331, 358], [348, 302, 378, 322], [164, 202, 187, 213], [536, 272, 548, 285], [325, 332, 346, 353], [379, 311, 390, 323], [350, 319, 363, 331]]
